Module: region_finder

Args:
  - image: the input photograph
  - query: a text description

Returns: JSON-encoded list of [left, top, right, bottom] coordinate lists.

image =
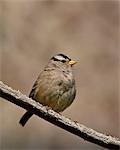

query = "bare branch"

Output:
[[0, 81, 120, 149]]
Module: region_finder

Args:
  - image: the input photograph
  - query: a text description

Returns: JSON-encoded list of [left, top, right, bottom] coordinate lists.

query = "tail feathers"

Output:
[[19, 111, 33, 127]]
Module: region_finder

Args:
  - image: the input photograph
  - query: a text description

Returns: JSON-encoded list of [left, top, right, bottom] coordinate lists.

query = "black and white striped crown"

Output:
[[51, 54, 71, 63]]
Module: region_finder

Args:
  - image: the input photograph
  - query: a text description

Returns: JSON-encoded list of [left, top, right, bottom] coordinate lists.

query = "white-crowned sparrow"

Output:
[[19, 54, 77, 126]]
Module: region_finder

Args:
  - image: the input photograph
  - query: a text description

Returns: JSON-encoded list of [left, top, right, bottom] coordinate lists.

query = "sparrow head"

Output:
[[51, 54, 77, 67], [44, 54, 77, 73]]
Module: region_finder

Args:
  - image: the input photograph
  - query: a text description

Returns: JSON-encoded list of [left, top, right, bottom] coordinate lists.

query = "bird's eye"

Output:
[[61, 60, 66, 63]]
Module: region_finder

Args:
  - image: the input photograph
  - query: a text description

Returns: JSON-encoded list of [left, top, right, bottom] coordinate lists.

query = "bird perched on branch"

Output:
[[19, 54, 77, 126]]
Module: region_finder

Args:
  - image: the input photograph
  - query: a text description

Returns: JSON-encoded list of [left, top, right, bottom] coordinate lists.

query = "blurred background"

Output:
[[0, 0, 119, 150]]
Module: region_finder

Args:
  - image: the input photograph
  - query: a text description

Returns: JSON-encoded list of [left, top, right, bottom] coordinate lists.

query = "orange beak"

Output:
[[69, 60, 77, 66]]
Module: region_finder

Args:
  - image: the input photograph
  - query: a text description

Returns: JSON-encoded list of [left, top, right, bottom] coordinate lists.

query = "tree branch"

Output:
[[0, 81, 120, 149]]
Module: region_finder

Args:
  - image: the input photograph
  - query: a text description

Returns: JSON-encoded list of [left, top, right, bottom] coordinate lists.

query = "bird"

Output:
[[19, 53, 77, 126]]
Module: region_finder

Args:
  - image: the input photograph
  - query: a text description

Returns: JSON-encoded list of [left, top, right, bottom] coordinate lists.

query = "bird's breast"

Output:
[[34, 70, 76, 112]]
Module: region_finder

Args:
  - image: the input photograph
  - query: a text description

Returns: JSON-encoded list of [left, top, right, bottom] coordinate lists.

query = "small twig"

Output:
[[0, 81, 120, 149]]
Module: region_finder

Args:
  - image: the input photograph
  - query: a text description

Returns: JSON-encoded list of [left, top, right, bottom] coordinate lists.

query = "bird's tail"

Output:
[[19, 111, 33, 127]]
